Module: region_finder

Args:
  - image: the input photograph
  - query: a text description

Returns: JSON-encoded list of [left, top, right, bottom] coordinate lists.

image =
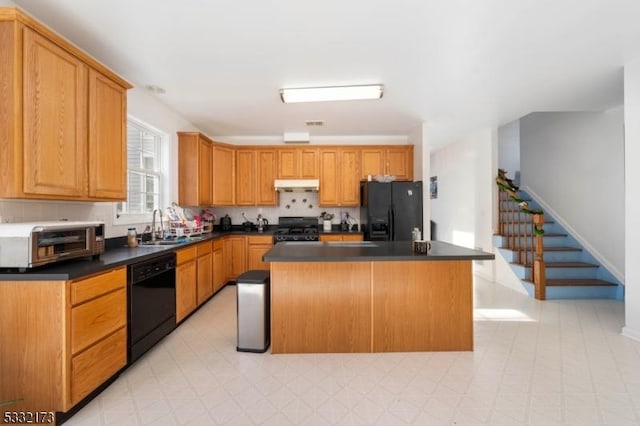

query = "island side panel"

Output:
[[372, 260, 473, 352], [270, 262, 372, 353]]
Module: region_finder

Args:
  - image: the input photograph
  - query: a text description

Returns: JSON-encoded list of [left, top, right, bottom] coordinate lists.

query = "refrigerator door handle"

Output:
[[389, 208, 395, 240]]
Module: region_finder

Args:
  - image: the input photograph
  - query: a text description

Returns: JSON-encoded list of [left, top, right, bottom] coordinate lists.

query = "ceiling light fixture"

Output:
[[280, 84, 384, 103]]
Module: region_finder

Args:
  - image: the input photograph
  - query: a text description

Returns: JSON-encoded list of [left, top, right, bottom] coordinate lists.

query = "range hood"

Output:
[[274, 179, 320, 192]]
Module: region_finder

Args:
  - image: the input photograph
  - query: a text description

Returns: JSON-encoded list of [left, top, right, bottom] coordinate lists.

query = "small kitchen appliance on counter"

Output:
[[0, 221, 105, 269], [220, 214, 232, 231], [273, 216, 319, 243]]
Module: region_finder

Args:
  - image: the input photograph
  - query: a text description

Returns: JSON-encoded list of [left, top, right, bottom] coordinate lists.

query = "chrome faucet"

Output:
[[151, 209, 164, 241]]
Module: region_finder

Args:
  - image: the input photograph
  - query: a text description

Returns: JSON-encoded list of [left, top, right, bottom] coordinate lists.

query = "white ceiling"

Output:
[[11, 0, 640, 147]]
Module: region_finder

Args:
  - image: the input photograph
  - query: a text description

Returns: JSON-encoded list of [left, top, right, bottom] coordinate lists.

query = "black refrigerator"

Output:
[[360, 181, 423, 241]]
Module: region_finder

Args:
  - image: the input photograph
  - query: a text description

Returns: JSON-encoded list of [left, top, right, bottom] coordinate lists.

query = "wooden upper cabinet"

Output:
[[360, 148, 385, 181], [319, 147, 360, 206], [386, 147, 413, 181], [319, 148, 339, 206], [235, 149, 256, 205], [339, 148, 360, 206], [0, 9, 131, 200], [235, 148, 277, 206], [360, 146, 413, 181], [277, 148, 318, 179], [23, 28, 88, 197], [212, 143, 236, 206], [88, 69, 127, 200], [178, 132, 213, 206], [256, 149, 277, 205]]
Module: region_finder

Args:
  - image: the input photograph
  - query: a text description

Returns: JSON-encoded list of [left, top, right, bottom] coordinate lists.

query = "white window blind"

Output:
[[117, 120, 163, 217]]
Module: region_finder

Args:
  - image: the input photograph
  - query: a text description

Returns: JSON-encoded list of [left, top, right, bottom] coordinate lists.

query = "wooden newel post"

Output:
[[532, 213, 546, 300]]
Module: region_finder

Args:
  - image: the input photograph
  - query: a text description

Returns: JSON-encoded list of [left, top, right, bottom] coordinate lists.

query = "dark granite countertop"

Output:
[[264, 240, 495, 262], [0, 228, 276, 281]]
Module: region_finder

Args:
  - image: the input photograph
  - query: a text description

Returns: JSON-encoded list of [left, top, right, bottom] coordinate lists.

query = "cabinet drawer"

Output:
[[213, 239, 223, 250], [71, 288, 126, 354], [71, 327, 126, 405], [71, 267, 126, 305], [248, 235, 273, 245], [176, 246, 197, 264], [196, 241, 213, 256]]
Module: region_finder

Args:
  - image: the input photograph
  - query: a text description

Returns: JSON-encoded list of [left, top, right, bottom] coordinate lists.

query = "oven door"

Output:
[[32, 227, 92, 266]]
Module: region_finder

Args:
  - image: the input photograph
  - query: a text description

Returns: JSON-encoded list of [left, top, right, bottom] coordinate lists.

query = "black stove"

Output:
[[274, 216, 319, 242]]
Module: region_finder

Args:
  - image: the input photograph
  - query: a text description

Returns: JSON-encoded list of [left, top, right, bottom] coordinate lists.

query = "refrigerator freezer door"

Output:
[[391, 181, 423, 241], [360, 182, 392, 240]]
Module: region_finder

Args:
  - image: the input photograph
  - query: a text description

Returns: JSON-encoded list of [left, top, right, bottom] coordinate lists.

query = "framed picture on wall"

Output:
[[430, 176, 438, 199]]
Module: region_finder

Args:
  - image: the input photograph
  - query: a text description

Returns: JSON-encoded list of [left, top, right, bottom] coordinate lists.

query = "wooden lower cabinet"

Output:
[[224, 236, 247, 281], [196, 241, 213, 305], [176, 247, 197, 323], [0, 266, 127, 414], [213, 239, 225, 292], [247, 235, 273, 270], [319, 234, 364, 242]]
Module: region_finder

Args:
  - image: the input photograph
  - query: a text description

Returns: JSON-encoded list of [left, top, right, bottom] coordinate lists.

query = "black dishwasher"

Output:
[[128, 252, 176, 363]]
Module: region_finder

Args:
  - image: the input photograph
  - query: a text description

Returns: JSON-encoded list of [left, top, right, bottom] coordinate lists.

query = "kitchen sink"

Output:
[[141, 240, 182, 246], [139, 236, 205, 246]]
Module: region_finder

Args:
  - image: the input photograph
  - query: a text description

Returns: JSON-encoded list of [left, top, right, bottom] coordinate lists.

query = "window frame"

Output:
[[113, 116, 168, 226]]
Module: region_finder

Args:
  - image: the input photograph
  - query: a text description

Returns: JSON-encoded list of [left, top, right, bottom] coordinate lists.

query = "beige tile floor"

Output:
[[64, 276, 640, 425]]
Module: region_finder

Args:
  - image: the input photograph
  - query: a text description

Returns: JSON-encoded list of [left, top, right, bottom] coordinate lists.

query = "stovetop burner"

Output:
[[274, 216, 320, 242]]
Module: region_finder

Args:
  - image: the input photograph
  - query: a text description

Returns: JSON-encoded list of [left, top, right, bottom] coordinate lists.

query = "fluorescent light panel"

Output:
[[280, 84, 383, 103]]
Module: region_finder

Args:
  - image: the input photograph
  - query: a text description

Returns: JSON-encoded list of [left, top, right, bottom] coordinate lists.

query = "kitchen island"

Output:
[[263, 240, 494, 353]]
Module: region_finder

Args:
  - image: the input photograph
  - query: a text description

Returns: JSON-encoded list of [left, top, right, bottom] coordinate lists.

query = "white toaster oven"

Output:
[[0, 221, 105, 269]]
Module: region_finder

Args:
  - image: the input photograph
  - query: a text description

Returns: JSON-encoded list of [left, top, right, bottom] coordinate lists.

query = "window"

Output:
[[116, 118, 165, 222]]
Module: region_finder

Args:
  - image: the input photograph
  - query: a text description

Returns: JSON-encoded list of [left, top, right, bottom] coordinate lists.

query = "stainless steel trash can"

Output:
[[236, 270, 270, 352]]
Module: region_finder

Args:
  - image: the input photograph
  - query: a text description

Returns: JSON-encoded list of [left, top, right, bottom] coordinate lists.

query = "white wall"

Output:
[[498, 119, 520, 180], [623, 61, 640, 341], [430, 128, 495, 280], [520, 110, 625, 281], [408, 122, 429, 237], [0, 87, 201, 238]]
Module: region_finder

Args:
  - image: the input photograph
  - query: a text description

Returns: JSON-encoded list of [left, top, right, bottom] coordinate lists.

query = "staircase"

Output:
[[494, 173, 623, 300]]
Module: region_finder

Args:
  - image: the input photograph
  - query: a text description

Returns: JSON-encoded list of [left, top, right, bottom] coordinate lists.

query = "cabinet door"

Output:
[[196, 252, 213, 305], [340, 148, 360, 206], [198, 139, 213, 205], [23, 28, 87, 197], [360, 148, 385, 180], [88, 69, 127, 200], [319, 149, 339, 206], [299, 148, 319, 178], [176, 260, 197, 323], [213, 247, 224, 292], [319, 234, 343, 242], [213, 145, 235, 205], [235, 149, 256, 205], [229, 236, 247, 279], [277, 149, 298, 178], [256, 149, 277, 205], [386, 147, 412, 181], [223, 237, 232, 282], [247, 244, 272, 270], [342, 234, 363, 241]]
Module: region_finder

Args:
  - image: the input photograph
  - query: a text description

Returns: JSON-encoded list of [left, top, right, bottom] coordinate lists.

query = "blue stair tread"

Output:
[[544, 247, 581, 252], [545, 262, 598, 268], [546, 278, 617, 287], [523, 278, 617, 287]]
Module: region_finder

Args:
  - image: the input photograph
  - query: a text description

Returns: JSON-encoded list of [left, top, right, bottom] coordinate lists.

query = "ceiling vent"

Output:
[[283, 131, 310, 144], [305, 120, 324, 127]]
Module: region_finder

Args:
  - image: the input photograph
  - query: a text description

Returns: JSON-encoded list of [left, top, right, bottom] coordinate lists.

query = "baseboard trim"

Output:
[[621, 326, 640, 342]]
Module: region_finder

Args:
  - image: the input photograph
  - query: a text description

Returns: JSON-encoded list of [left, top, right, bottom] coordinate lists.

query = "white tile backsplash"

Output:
[[0, 192, 361, 238], [212, 192, 360, 228], [0, 199, 149, 238]]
